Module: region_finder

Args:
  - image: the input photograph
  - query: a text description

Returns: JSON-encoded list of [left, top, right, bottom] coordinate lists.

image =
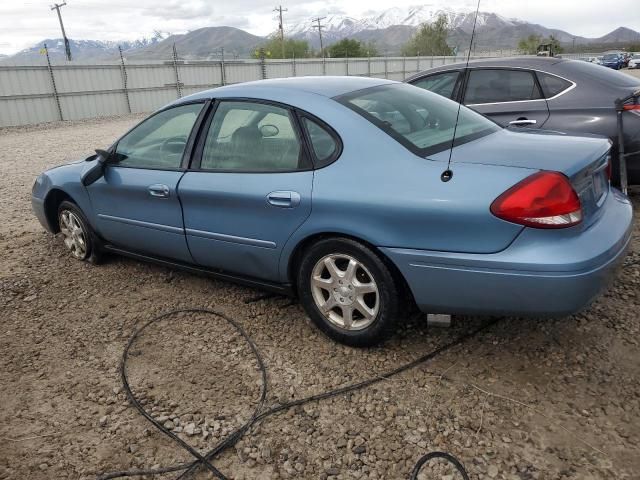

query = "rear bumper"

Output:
[[381, 189, 633, 316]]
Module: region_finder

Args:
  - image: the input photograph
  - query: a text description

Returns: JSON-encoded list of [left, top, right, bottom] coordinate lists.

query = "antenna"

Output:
[[442, 0, 481, 182], [50, 2, 71, 61], [274, 5, 288, 58]]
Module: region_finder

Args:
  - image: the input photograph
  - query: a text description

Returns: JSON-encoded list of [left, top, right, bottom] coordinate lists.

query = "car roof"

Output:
[[406, 56, 569, 79], [176, 76, 396, 104]]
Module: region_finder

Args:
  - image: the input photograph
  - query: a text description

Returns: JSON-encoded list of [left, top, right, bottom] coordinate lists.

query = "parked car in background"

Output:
[[406, 57, 640, 184], [628, 54, 640, 69], [31, 77, 632, 347], [601, 53, 624, 70]]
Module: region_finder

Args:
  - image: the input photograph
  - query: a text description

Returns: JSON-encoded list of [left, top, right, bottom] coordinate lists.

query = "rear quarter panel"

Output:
[[278, 103, 534, 282]]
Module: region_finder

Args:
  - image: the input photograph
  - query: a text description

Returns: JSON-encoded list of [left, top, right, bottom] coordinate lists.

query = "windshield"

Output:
[[603, 54, 619, 60], [336, 83, 500, 157]]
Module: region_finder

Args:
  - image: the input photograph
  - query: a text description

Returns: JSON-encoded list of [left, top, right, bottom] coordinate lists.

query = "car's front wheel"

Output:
[[57, 200, 101, 263], [297, 238, 399, 347]]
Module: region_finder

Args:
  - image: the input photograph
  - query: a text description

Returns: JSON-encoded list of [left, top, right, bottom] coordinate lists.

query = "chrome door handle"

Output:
[[267, 191, 301, 208], [509, 119, 537, 126], [148, 184, 170, 198]]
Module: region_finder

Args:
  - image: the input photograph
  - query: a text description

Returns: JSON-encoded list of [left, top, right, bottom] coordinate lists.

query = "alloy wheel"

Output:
[[59, 210, 88, 259], [310, 253, 380, 331]]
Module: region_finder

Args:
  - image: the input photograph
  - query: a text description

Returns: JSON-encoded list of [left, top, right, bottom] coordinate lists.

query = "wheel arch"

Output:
[[44, 188, 77, 233], [286, 232, 416, 308]]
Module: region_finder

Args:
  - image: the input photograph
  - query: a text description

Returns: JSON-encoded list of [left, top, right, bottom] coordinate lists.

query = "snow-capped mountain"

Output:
[[287, 6, 524, 40]]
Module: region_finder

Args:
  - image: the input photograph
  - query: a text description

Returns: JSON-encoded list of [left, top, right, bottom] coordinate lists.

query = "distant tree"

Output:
[[518, 34, 563, 55], [252, 37, 310, 59], [401, 14, 454, 56], [327, 39, 378, 57], [517, 34, 542, 54]]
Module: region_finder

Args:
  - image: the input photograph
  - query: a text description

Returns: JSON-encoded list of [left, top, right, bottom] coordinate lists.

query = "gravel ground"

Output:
[[0, 112, 639, 480]]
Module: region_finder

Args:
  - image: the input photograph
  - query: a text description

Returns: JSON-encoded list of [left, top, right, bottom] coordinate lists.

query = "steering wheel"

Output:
[[160, 136, 188, 163]]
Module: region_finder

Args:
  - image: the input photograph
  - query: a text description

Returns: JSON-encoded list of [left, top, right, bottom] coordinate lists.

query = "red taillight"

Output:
[[490, 171, 583, 229], [623, 104, 640, 111]]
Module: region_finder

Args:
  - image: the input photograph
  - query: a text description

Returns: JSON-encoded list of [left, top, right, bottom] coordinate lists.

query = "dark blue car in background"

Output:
[[601, 53, 624, 70]]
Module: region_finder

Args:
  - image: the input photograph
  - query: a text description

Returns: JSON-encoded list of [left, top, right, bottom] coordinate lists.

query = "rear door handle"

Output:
[[148, 184, 170, 198], [267, 191, 301, 208], [509, 119, 537, 126]]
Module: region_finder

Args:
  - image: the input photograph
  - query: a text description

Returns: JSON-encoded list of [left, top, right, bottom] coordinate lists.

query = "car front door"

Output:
[[87, 102, 206, 262], [178, 100, 314, 282], [463, 68, 550, 129]]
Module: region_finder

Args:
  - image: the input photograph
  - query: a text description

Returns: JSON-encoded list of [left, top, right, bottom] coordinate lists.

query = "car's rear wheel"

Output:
[[57, 200, 101, 263], [297, 238, 399, 347]]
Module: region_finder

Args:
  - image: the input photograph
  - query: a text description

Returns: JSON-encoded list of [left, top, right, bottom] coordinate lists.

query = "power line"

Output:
[[312, 16, 326, 64], [50, 2, 71, 61], [274, 5, 287, 58]]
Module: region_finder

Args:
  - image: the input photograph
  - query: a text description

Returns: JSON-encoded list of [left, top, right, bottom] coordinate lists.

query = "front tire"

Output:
[[57, 200, 101, 263], [297, 238, 399, 347]]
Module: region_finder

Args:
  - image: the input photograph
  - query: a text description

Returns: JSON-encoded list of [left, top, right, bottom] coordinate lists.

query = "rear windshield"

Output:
[[336, 83, 500, 157], [564, 60, 639, 88]]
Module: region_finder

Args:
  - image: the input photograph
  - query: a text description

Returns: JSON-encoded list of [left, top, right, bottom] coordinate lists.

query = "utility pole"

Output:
[[51, 2, 72, 61], [274, 5, 287, 58], [312, 16, 326, 62]]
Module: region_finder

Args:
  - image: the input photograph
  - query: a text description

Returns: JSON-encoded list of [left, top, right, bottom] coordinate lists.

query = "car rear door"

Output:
[[87, 102, 206, 263], [178, 99, 314, 282], [463, 68, 550, 129]]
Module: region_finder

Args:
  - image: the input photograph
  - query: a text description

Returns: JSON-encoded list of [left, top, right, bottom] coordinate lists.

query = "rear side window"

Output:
[[411, 71, 461, 99], [302, 117, 340, 168], [537, 72, 573, 98], [465, 69, 543, 104]]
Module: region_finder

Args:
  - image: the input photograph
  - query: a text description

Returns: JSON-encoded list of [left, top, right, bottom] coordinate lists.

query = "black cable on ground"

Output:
[[97, 309, 499, 480]]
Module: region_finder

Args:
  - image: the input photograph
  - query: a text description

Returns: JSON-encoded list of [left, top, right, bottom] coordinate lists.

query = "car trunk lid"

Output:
[[436, 128, 612, 226]]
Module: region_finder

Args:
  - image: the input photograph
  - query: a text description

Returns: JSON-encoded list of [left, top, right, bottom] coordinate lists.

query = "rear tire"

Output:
[[297, 238, 399, 347], [57, 200, 102, 264]]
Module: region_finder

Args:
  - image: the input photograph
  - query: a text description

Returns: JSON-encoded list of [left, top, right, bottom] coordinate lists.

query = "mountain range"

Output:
[[2, 6, 639, 63]]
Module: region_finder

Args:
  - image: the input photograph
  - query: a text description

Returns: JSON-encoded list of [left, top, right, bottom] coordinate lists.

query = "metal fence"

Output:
[[0, 54, 499, 128]]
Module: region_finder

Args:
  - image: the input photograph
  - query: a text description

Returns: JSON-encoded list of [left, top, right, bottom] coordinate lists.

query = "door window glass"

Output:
[[302, 117, 339, 167], [411, 71, 461, 99], [201, 101, 307, 171], [464, 69, 542, 104], [114, 103, 203, 169], [537, 72, 573, 98]]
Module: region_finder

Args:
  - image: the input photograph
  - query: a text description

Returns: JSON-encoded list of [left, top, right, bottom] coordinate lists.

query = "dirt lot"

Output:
[[1, 107, 639, 480]]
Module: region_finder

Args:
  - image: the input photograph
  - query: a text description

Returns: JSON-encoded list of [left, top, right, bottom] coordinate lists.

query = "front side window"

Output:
[[338, 83, 500, 157], [411, 71, 461, 99], [115, 103, 203, 169], [201, 101, 307, 171], [464, 69, 543, 104]]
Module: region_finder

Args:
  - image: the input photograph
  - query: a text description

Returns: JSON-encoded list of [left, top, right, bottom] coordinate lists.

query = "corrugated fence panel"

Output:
[[60, 92, 128, 120], [0, 96, 59, 127], [295, 61, 325, 77], [127, 64, 176, 89], [0, 66, 53, 96], [53, 65, 122, 93], [265, 61, 294, 79], [180, 63, 220, 89], [129, 88, 178, 113], [0, 55, 510, 126], [225, 62, 262, 84]]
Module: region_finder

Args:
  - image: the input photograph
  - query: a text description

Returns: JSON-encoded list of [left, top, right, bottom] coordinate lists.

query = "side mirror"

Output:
[[81, 149, 111, 186]]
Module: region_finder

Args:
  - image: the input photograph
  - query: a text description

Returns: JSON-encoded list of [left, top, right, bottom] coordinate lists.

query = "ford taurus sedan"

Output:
[[32, 76, 633, 347], [406, 57, 640, 185]]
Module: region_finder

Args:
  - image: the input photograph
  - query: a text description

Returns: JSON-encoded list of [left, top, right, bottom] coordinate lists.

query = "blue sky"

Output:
[[1, 0, 638, 55]]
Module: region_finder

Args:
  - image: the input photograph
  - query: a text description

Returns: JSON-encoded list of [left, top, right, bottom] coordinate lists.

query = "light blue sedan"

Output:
[[31, 76, 633, 346]]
